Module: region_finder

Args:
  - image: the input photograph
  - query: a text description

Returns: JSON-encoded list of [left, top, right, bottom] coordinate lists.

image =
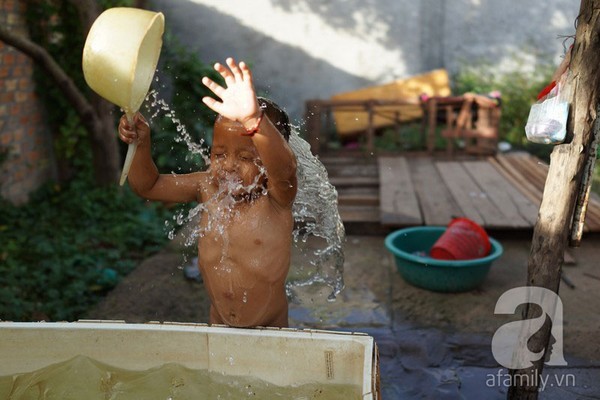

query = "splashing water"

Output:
[[143, 86, 209, 250], [145, 88, 211, 165], [287, 129, 346, 302], [142, 85, 345, 301]]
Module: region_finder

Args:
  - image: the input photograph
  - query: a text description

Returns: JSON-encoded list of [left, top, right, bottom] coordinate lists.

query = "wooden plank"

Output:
[[319, 156, 376, 166], [463, 161, 535, 228], [588, 192, 600, 230], [322, 154, 380, 224], [510, 153, 548, 191], [493, 155, 596, 231], [337, 193, 379, 206], [488, 157, 538, 213], [324, 163, 378, 177], [487, 158, 542, 227], [338, 205, 380, 222], [435, 161, 509, 228], [324, 150, 600, 231], [521, 153, 600, 230], [408, 157, 463, 226], [492, 155, 543, 204], [378, 157, 423, 225], [515, 154, 600, 230], [328, 176, 379, 187], [576, 192, 600, 229], [336, 186, 380, 196], [590, 190, 600, 204]]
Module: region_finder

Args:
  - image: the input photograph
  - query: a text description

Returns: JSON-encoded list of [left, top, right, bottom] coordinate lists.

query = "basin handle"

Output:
[[119, 112, 138, 186]]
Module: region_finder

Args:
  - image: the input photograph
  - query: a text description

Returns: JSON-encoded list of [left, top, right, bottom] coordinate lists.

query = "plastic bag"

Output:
[[525, 73, 572, 144]]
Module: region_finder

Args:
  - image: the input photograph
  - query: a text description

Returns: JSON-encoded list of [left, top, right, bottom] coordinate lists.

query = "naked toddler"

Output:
[[118, 58, 297, 328]]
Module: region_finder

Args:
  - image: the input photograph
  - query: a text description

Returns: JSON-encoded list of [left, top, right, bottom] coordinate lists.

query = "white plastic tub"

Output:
[[0, 321, 379, 399]]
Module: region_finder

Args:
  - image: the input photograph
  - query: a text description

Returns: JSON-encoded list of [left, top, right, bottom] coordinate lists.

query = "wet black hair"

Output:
[[257, 97, 291, 142]]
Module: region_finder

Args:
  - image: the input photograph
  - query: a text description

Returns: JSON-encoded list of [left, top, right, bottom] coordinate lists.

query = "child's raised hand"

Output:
[[118, 113, 150, 145], [201, 58, 261, 127]]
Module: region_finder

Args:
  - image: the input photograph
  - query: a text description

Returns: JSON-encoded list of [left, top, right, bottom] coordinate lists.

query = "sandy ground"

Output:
[[87, 229, 600, 398]]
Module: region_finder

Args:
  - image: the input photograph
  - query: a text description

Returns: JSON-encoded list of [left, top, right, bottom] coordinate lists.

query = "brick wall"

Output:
[[0, 0, 56, 204]]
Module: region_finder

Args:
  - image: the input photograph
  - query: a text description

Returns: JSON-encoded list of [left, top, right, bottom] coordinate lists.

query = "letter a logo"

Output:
[[491, 287, 567, 369]]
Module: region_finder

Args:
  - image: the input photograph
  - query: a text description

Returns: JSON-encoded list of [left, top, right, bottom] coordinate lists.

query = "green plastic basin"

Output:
[[384, 226, 503, 292]]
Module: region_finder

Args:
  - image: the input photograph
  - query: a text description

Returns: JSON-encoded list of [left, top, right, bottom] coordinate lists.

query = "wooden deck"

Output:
[[322, 152, 600, 231]]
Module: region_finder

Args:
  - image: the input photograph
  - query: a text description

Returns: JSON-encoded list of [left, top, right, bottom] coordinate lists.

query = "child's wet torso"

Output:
[[197, 192, 293, 327]]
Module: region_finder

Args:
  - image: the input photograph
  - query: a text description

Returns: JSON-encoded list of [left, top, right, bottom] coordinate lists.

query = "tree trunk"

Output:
[[72, 0, 122, 185], [89, 96, 121, 185], [0, 2, 121, 186], [507, 0, 600, 398]]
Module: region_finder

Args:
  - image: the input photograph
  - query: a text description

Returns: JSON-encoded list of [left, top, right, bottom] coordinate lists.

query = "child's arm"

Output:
[[118, 113, 206, 203], [249, 115, 298, 208], [201, 58, 297, 208]]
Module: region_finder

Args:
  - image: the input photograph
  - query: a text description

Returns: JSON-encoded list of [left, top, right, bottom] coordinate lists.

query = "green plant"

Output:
[[0, 180, 171, 321]]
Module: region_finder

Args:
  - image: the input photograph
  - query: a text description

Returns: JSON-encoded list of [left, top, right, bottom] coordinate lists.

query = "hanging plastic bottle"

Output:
[[525, 46, 573, 144], [525, 74, 572, 144]]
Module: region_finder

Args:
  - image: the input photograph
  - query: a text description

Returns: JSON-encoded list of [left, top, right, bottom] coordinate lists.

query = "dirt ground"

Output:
[[87, 229, 600, 355], [86, 228, 600, 398]]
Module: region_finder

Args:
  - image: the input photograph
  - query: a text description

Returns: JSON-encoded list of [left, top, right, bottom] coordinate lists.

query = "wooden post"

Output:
[[366, 100, 375, 153], [305, 100, 322, 155], [324, 104, 332, 148], [508, 1, 600, 399], [445, 105, 455, 157], [569, 106, 600, 245], [426, 98, 437, 154], [394, 111, 402, 148]]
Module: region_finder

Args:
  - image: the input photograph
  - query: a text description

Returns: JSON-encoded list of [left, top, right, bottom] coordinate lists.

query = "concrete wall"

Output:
[[151, 0, 579, 124], [0, 0, 56, 204]]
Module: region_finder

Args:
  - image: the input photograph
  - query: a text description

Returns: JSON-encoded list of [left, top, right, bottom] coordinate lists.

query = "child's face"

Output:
[[209, 117, 266, 197]]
